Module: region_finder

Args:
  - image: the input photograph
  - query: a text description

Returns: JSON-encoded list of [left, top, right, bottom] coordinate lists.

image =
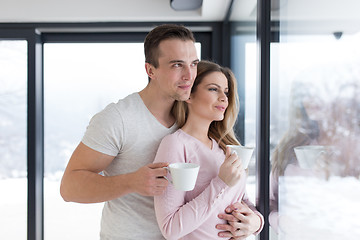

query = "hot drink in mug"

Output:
[[294, 145, 332, 169], [164, 163, 200, 191], [226, 145, 254, 169]]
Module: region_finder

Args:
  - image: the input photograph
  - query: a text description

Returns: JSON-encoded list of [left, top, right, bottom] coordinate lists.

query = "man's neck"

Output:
[[138, 85, 176, 128]]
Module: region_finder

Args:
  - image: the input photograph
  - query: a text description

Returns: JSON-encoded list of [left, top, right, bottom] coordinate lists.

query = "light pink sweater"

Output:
[[154, 129, 263, 240]]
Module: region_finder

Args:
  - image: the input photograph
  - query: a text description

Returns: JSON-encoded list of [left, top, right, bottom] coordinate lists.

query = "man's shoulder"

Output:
[[114, 92, 140, 108], [103, 92, 142, 116], [88, 93, 139, 125]]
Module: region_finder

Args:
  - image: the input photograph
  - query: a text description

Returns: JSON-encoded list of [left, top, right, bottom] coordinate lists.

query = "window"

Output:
[[44, 43, 147, 239], [231, 32, 257, 240], [43, 42, 201, 239], [0, 40, 28, 239], [269, 33, 360, 240]]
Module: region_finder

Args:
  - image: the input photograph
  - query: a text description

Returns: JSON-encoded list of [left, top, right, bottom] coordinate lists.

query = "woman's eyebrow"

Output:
[[206, 83, 228, 90], [206, 83, 220, 87]]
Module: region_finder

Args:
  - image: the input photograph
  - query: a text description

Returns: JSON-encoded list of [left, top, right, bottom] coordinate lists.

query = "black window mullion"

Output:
[[27, 30, 44, 240], [256, 0, 271, 239], [0, 27, 44, 240]]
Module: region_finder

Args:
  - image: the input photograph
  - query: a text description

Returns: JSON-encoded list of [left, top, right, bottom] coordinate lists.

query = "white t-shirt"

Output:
[[82, 92, 177, 240]]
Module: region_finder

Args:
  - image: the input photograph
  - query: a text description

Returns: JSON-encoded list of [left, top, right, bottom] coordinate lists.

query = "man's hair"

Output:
[[144, 24, 195, 68]]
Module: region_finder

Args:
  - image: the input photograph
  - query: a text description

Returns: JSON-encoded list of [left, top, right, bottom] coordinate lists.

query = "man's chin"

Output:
[[174, 94, 191, 102]]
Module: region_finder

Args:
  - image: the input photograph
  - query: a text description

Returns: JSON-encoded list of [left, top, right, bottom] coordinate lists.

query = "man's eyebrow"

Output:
[[169, 60, 185, 64], [168, 59, 200, 64]]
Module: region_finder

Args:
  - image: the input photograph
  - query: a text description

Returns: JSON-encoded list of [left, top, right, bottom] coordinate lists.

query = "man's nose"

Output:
[[182, 65, 193, 80]]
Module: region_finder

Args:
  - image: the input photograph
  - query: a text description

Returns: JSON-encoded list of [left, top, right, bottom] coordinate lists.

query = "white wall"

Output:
[[0, 0, 231, 23]]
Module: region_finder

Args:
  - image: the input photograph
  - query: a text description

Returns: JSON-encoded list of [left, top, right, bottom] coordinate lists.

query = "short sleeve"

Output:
[[82, 103, 124, 156]]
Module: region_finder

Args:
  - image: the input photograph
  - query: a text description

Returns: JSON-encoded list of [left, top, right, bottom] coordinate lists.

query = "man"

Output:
[[60, 24, 262, 239]]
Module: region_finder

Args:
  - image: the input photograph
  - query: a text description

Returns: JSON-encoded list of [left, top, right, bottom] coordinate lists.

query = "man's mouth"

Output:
[[178, 84, 191, 90]]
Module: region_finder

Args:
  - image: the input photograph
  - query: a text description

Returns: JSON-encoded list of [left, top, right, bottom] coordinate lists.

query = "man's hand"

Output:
[[128, 162, 169, 196], [216, 201, 261, 239]]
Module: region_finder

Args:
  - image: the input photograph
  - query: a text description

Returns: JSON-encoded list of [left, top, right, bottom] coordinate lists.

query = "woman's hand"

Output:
[[216, 201, 262, 239], [218, 147, 244, 187]]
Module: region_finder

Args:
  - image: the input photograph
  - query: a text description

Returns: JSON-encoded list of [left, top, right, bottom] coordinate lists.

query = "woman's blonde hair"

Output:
[[271, 81, 319, 178], [172, 60, 240, 152]]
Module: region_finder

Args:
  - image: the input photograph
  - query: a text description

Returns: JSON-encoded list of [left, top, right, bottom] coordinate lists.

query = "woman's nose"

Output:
[[219, 92, 227, 102]]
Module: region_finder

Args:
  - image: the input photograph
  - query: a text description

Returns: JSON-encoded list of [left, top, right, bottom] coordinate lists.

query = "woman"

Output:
[[269, 79, 360, 235], [269, 80, 322, 233], [153, 60, 263, 239]]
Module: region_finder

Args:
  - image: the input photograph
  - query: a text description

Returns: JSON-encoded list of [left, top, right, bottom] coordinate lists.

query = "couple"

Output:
[[60, 24, 263, 239]]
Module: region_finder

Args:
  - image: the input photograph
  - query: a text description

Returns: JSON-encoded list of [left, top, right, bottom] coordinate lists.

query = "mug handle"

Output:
[[163, 166, 172, 184]]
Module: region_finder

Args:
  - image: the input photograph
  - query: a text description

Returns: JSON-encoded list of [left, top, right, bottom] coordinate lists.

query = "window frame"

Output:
[[0, 22, 234, 240]]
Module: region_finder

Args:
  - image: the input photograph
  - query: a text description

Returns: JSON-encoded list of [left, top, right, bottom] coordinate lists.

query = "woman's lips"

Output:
[[215, 106, 226, 111]]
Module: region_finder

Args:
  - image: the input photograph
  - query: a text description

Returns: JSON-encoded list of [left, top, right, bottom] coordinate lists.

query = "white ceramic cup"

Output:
[[164, 163, 200, 191], [226, 145, 254, 169], [294, 145, 328, 169]]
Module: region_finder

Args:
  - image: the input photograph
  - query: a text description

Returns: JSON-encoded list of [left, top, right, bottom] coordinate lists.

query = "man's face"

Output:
[[148, 39, 199, 101]]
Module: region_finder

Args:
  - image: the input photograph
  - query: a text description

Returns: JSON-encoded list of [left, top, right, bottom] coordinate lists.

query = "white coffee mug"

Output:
[[164, 163, 200, 191], [226, 145, 254, 169], [294, 145, 328, 169]]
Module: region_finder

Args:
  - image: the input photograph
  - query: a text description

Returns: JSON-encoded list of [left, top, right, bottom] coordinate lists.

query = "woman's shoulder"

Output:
[[154, 130, 189, 163], [161, 129, 187, 145]]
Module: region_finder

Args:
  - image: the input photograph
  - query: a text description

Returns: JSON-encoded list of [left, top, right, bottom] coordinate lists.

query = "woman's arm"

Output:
[[154, 176, 228, 239], [153, 136, 242, 239]]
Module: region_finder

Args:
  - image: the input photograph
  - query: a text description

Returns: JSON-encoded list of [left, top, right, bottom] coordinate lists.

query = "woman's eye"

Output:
[[209, 88, 217, 92], [225, 92, 229, 97]]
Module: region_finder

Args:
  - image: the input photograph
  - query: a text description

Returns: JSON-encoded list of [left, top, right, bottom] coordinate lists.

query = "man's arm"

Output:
[[60, 142, 169, 203], [216, 201, 263, 239]]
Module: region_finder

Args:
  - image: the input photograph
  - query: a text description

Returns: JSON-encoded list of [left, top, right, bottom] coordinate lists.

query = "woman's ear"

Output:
[[145, 62, 155, 79], [185, 96, 192, 104]]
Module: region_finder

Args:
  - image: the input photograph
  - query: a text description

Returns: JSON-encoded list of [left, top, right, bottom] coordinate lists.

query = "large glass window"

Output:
[[43, 43, 147, 239], [269, 2, 360, 240], [231, 32, 257, 240], [0, 40, 28, 239], [231, 2, 360, 240], [44, 42, 201, 239]]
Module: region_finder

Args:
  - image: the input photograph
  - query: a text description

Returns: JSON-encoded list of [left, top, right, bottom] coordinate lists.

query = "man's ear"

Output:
[[145, 62, 155, 80]]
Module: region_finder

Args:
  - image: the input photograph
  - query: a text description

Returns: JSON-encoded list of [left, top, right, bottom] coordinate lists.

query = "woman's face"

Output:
[[302, 95, 326, 121], [186, 71, 229, 122]]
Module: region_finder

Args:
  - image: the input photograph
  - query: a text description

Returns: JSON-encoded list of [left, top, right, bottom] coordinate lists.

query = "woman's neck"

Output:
[[181, 118, 212, 148]]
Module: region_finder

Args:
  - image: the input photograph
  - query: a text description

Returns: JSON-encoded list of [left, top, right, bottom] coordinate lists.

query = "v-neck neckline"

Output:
[[178, 129, 214, 150], [135, 92, 177, 130]]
